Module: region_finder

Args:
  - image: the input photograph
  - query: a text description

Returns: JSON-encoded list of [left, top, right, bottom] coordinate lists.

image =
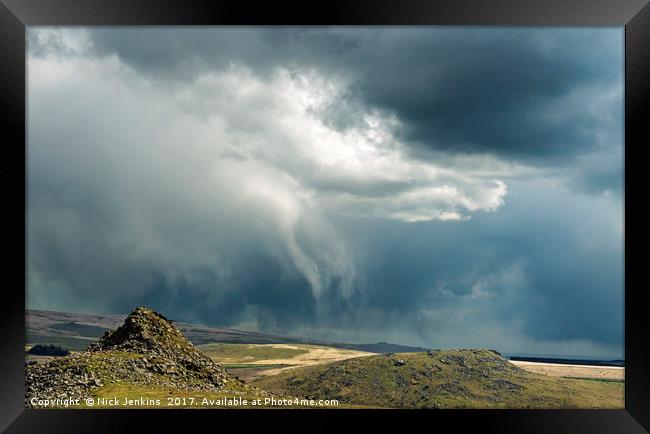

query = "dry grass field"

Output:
[[199, 343, 374, 381], [510, 361, 624, 381]]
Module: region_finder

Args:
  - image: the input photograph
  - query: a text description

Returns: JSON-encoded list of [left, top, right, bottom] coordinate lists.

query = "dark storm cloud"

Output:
[[349, 29, 623, 162], [77, 27, 623, 167], [27, 27, 624, 358], [85, 27, 366, 80]]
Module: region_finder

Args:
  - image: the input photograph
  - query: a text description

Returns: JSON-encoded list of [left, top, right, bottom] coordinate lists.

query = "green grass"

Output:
[[198, 343, 309, 363], [253, 349, 624, 409], [85, 382, 362, 409], [562, 376, 625, 384], [222, 363, 288, 369]]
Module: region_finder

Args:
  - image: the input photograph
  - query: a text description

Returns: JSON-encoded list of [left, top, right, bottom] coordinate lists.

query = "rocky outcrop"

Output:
[[87, 306, 232, 387], [25, 306, 242, 407]]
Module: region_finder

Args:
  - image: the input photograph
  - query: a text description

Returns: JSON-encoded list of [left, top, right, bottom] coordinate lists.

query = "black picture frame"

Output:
[[1, 1, 648, 432]]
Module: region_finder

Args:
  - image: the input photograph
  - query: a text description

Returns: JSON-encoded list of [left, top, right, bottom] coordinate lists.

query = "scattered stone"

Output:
[[492, 379, 523, 391]]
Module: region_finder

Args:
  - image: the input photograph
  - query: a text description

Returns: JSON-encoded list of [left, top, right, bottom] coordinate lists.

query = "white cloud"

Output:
[[28, 36, 516, 300]]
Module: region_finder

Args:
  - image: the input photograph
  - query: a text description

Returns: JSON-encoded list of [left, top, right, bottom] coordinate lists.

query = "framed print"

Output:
[[1, 0, 648, 432]]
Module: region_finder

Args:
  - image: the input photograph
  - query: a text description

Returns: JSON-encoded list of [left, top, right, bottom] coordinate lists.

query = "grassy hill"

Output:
[[252, 349, 624, 409]]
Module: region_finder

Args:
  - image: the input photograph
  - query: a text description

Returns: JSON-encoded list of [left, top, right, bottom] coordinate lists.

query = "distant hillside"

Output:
[[27, 309, 426, 354], [509, 356, 625, 367], [334, 342, 430, 354], [252, 349, 624, 409]]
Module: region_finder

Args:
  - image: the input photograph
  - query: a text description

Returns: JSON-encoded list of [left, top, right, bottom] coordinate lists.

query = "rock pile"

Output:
[[26, 306, 243, 407], [87, 306, 233, 387]]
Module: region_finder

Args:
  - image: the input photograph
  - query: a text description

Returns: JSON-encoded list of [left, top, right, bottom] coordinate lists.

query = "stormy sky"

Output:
[[27, 27, 624, 358]]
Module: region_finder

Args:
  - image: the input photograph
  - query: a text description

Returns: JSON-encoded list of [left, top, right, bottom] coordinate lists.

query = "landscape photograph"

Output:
[[26, 26, 624, 409]]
